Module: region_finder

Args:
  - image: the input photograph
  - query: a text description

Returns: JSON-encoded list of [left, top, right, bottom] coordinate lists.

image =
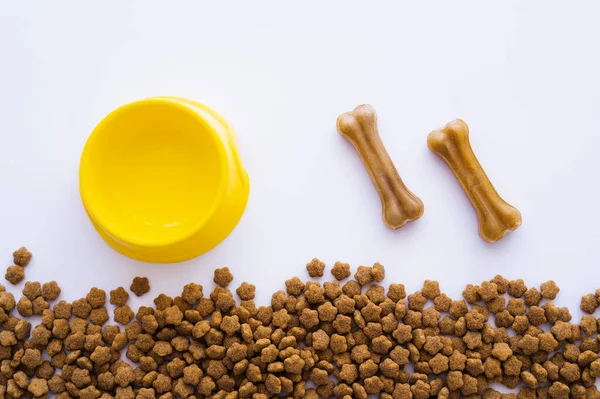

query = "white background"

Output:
[[0, 2, 599, 323]]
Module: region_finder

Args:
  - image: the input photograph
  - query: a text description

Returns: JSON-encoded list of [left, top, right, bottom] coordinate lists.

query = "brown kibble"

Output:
[[549, 381, 570, 398], [429, 353, 449, 374], [527, 306, 546, 326], [462, 284, 481, 304], [306, 258, 325, 278], [284, 277, 303, 297], [323, 280, 342, 301], [130, 277, 150, 296], [90, 307, 109, 325], [540, 280, 560, 300], [86, 287, 106, 308], [524, 287, 541, 306], [331, 262, 351, 281], [22, 281, 42, 300], [236, 282, 256, 300], [13, 247, 32, 266], [490, 275, 509, 294], [518, 334, 539, 355], [110, 287, 129, 307], [22, 348, 43, 369], [5, 265, 24, 284], [478, 281, 498, 302], [181, 283, 203, 305], [448, 300, 467, 319], [507, 298, 526, 316], [164, 305, 183, 325], [41, 281, 61, 301], [214, 267, 234, 287], [354, 266, 373, 286], [580, 315, 597, 336], [114, 306, 134, 325], [559, 361, 581, 382], [408, 291, 427, 311], [32, 296, 49, 315], [17, 296, 33, 317], [371, 262, 385, 282], [580, 293, 599, 314], [491, 342, 512, 361], [28, 378, 48, 396], [422, 280, 440, 300], [6, 251, 600, 398], [508, 279, 527, 297]]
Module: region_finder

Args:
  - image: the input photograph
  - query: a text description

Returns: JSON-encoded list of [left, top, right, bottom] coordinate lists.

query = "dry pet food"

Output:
[[4, 266, 24, 285], [12, 247, 32, 267], [2, 249, 600, 399], [130, 277, 150, 296], [337, 104, 424, 229], [427, 119, 522, 242]]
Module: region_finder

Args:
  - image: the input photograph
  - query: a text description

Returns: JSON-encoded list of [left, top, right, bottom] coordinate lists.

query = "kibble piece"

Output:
[[89, 307, 109, 326], [331, 262, 351, 281], [491, 342, 512, 361], [306, 258, 326, 278], [323, 280, 342, 301], [214, 267, 234, 287], [524, 287, 541, 306], [39, 281, 61, 301], [408, 291, 427, 311], [462, 284, 481, 304], [28, 378, 48, 396], [17, 296, 33, 317], [527, 306, 546, 326], [422, 280, 440, 300], [354, 266, 373, 286], [580, 315, 598, 336], [114, 306, 134, 325], [449, 300, 468, 318], [540, 280, 560, 300], [580, 294, 599, 314], [548, 381, 570, 398], [507, 279, 527, 298], [371, 263, 385, 282], [110, 287, 129, 306], [478, 282, 498, 302], [85, 287, 106, 308], [5, 266, 24, 284], [130, 277, 150, 296], [13, 247, 32, 266], [22, 281, 42, 300], [32, 296, 49, 315]]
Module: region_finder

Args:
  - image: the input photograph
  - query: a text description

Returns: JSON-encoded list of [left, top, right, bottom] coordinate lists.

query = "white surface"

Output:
[[0, 1, 599, 320]]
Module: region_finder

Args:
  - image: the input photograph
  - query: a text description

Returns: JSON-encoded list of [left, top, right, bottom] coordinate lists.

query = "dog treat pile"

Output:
[[2, 251, 600, 398]]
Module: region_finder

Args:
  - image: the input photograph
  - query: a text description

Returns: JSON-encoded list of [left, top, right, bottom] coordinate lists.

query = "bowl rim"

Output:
[[79, 97, 229, 248]]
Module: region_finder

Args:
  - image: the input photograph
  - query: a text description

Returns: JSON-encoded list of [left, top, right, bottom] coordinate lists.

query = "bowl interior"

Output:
[[82, 100, 223, 246]]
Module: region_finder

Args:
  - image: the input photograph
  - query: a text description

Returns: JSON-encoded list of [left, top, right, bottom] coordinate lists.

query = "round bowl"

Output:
[[80, 97, 249, 263]]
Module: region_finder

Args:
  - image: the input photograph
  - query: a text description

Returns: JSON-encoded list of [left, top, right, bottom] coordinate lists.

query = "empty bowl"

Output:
[[80, 97, 249, 263]]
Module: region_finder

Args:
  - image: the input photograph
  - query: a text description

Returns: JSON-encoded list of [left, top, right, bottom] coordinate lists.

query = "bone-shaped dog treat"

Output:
[[427, 119, 522, 242], [337, 104, 424, 229]]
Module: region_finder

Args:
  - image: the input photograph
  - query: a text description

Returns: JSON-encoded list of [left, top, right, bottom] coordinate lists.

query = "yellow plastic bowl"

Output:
[[80, 97, 249, 263]]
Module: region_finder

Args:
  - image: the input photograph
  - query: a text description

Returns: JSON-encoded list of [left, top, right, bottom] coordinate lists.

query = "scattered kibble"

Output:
[[2, 248, 600, 398], [214, 266, 234, 287], [331, 261, 351, 281], [130, 276, 150, 296], [306, 258, 326, 278], [41, 281, 61, 301], [109, 286, 129, 307], [12, 246, 32, 267], [5, 265, 24, 285]]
